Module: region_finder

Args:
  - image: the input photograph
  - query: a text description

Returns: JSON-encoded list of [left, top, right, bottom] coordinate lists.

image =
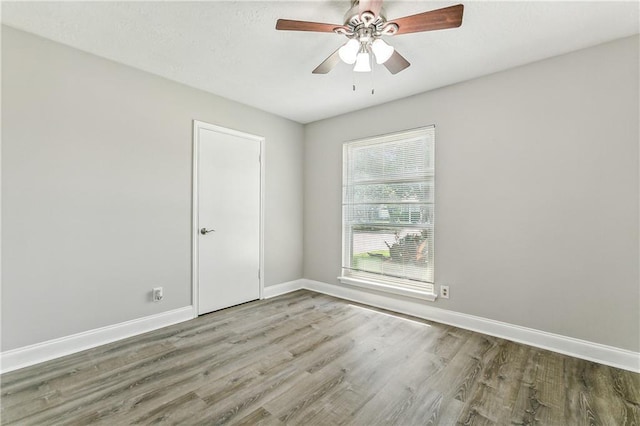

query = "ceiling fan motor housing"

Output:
[[337, 2, 398, 40]]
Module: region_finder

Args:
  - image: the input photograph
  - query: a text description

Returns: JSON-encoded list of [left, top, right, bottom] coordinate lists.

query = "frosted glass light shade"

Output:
[[353, 52, 371, 72], [371, 39, 394, 64], [338, 39, 360, 64]]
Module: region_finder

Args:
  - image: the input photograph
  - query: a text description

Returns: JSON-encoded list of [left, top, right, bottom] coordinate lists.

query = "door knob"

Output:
[[200, 228, 215, 235]]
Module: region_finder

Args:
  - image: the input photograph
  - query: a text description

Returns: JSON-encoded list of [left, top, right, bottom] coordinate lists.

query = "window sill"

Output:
[[338, 275, 437, 302]]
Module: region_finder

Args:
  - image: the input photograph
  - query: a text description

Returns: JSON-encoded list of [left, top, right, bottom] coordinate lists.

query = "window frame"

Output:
[[339, 126, 436, 301]]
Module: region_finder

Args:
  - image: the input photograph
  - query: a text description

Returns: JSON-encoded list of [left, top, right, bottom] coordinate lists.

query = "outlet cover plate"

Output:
[[440, 285, 450, 299]]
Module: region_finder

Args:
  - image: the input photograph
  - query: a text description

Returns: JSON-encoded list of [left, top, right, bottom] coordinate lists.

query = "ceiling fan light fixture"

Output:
[[371, 38, 394, 64], [338, 39, 360, 64], [353, 51, 371, 72]]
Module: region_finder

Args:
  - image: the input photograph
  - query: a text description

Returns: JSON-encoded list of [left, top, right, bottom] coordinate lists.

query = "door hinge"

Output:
[[258, 268, 261, 279], [258, 153, 261, 163]]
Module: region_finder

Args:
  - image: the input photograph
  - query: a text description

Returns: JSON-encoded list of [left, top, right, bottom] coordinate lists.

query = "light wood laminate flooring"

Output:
[[2, 290, 639, 425]]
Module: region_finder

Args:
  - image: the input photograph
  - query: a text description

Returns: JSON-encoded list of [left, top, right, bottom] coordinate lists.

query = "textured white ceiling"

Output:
[[2, 1, 638, 123]]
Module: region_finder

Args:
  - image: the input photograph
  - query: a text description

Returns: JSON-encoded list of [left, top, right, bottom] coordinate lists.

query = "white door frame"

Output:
[[192, 120, 265, 317]]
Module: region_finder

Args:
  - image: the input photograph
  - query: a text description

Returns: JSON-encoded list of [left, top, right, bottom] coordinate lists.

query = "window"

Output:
[[340, 126, 435, 300]]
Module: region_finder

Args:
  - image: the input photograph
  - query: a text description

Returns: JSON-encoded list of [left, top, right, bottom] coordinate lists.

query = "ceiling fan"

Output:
[[276, 0, 464, 75]]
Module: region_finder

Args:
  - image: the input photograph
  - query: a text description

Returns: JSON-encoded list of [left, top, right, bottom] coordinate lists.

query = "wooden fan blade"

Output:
[[389, 4, 463, 35], [383, 50, 410, 74], [359, 0, 383, 17], [312, 48, 341, 74], [276, 19, 344, 33]]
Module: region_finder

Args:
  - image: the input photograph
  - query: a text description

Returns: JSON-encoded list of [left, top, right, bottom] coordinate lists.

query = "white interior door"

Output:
[[195, 122, 262, 315]]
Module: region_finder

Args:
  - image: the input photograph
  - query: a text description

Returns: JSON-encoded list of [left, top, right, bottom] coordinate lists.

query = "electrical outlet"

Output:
[[152, 287, 164, 302], [440, 285, 450, 299]]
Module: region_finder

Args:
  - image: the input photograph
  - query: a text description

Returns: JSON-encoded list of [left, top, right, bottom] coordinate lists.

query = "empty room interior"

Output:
[[1, 1, 639, 425]]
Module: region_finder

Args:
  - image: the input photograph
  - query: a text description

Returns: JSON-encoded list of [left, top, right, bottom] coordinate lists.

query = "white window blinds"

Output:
[[342, 127, 435, 295]]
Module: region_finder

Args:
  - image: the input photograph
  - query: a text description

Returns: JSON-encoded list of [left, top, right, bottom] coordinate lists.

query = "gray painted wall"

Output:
[[304, 35, 639, 352], [3, 25, 638, 355], [1, 26, 304, 351]]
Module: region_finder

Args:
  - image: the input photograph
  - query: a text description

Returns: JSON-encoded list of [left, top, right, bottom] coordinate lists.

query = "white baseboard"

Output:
[[263, 279, 305, 298], [4, 279, 638, 374], [1, 306, 195, 374], [301, 279, 640, 373]]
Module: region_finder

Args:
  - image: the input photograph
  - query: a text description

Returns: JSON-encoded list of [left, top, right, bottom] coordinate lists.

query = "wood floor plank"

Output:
[[192, 365, 307, 424], [231, 406, 281, 426], [455, 340, 530, 424], [429, 332, 501, 404], [563, 357, 607, 425], [218, 301, 417, 424], [609, 365, 640, 424], [342, 321, 447, 424], [2, 289, 638, 425], [510, 348, 565, 425]]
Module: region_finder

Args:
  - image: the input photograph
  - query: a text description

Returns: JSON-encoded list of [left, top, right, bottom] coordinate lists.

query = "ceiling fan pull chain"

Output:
[[352, 70, 356, 91], [370, 53, 375, 95]]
